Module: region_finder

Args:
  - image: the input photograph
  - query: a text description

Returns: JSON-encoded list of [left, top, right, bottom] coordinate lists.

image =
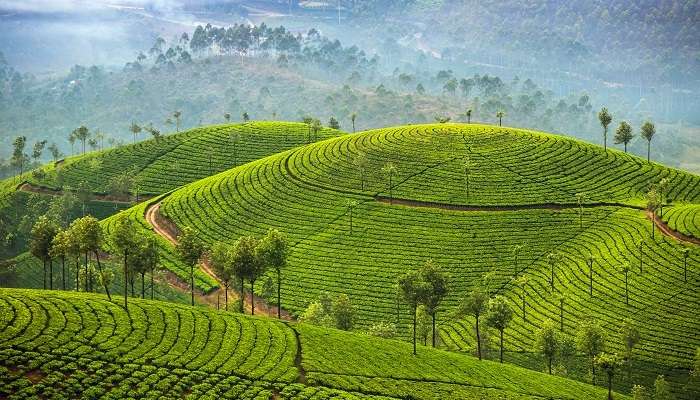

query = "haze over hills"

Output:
[[1, 2, 699, 400]]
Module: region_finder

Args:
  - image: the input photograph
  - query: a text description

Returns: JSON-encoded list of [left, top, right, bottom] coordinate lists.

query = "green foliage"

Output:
[[654, 375, 674, 400], [332, 293, 355, 331]]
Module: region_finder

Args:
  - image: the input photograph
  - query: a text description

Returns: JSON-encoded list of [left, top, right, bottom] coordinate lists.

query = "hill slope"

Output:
[[152, 123, 699, 395], [0, 288, 626, 400]]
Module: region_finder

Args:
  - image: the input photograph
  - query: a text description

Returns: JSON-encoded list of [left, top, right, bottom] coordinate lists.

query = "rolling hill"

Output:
[[136, 123, 698, 396], [0, 288, 627, 400]]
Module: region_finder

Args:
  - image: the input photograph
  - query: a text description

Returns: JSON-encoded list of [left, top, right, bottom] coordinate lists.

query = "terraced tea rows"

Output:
[[0, 289, 625, 399], [27, 122, 344, 196], [154, 123, 698, 395], [662, 204, 700, 239]]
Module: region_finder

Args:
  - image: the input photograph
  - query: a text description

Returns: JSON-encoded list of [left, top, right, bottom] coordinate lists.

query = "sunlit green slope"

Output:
[[0, 288, 626, 400]]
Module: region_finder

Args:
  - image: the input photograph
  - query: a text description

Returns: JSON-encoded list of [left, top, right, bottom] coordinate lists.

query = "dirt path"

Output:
[[647, 210, 700, 245], [375, 195, 642, 212], [145, 202, 293, 319], [19, 182, 151, 204]]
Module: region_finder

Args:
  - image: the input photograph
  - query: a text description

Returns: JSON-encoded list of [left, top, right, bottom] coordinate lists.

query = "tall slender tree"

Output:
[[595, 353, 624, 400], [576, 319, 607, 384], [176, 226, 206, 306], [72, 216, 111, 301], [681, 248, 690, 282], [512, 244, 523, 276], [546, 252, 561, 291], [460, 288, 489, 360], [129, 122, 142, 144], [598, 108, 612, 151], [230, 235, 259, 314], [73, 126, 90, 154], [398, 269, 429, 355], [110, 216, 137, 308], [614, 121, 634, 153], [29, 216, 59, 290], [496, 111, 504, 126], [381, 162, 397, 204], [619, 318, 640, 379], [645, 188, 661, 239], [173, 111, 182, 132], [486, 295, 513, 363], [535, 319, 558, 374], [575, 193, 586, 228], [420, 260, 448, 347], [353, 153, 369, 191], [211, 242, 234, 311], [640, 121, 656, 162], [586, 255, 596, 296], [257, 228, 288, 318], [466, 109, 472, 123], [620, 263, 631, 305], [49, 229, 72, 290], [351, 112, 357, 133]]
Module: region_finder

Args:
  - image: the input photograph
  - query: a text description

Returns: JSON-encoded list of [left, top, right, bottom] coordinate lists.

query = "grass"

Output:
[[153, 123, 698, 396], [0, 288, 627, 399]]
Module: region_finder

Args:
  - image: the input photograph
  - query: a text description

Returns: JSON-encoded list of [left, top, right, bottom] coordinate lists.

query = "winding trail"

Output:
[[647, 210, 700, 245], [144, 201, 293, 320]]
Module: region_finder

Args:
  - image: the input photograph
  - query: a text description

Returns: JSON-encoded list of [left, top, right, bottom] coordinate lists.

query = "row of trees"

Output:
[[598, 108, 657, 161], [6, 136, 62, 180]]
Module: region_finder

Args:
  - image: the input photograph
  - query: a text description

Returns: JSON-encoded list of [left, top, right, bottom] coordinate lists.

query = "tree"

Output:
[[30, 216, 59, 290], [630, 385, 650, 400], [328, 116, 340, 130], [68, 132, 77, 155], [535, 319, 558, 374], [556, 293, 567, 331], [546, 252, 561, 291], [598, 108, 612, 151], [466, 109, 472, 123], [47, 143, 62, 163], [110, 216, 137, 308], [242, 112, 250, 122], [71, 216, 111, 301], [11, 136, 27, 180], [257, 228, 288, 318], [398, 269, 429, 355], [332, 294, 355, 330], [176, 226, 206, 306], [496, 111, 504, 126], [620, 318, 640, 379], [486, 295, 513, 363], [144, 235, 159, 300], [50, 229, 73, 290], [351, 112, 357, 133], [416, 305, 431, 345], [353, 153, 369, 191], [645, 188, 661, 239], [459, 288, 489, 360], [614, 121, 634, 153], [381, 162, 397, 204], [73, 125, 90, 154], [224, 112, 231, 122], [586, 255, 596, 296], [512, 244, 523, 276], [311, 119, 322, 141], [596, 353, 624, 400], [173, 110, 182, 132], [420, 259, 448, 347], [210, 242, 234, 310], [575, 193, 586, 228], [345, 199, 358, 234], [129, 122, 142, 144], [576, 319, 607, 384], [230, 235, 259, 314], [32, 140, 47, 162], [640, 121, 656, 162], [676, 247, 689, 283], [514, 275, 528, 320], [654, 375, 673, 400], [620, 263, 631, 305]]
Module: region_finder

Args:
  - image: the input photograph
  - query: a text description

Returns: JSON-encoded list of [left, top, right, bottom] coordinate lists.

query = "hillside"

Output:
[[144, 123, 698, 395], [0, 288, 626, 399], [0, 121, 344, 259]]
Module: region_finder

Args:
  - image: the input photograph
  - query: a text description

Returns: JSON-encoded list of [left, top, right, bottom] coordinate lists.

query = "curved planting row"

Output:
[[0, 289, 297, 384], [25, 122, 344, 196], [661, 204, 700, 239], [0, 289, 626, 400]]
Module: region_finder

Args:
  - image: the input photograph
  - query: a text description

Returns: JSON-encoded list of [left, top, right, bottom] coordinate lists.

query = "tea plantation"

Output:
[[153, 123, 698, 395], [0, 288, 625, 399]]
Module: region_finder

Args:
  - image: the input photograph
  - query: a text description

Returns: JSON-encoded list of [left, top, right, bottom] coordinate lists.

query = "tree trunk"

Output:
[[647, 141, 650, 162], [141, 271, 145, 298], [624, 143, 627, 153], [190, 264, 195, 306], [625, 273, 628, 305], [499, 329, 504, 363], [94, 251, 111, 301], [124, 250, 128, 309], [75, 259, 79, 291], [476, 315, 482, 360], [42, 259, 46, 289], [548, 356, 552, 374], [277, 269, 281, 319], [85, 252, 90, 292], [240, 279, 245, 313], [604, 127, 607, 151], [432, 312, 436, 347], [49, 259, 53, 290], [607, 374, 612, 400], [225, 284, 229, 311], [412, 305, 417, 355], [592, 358, 596, 385], [151, 265, 154, 300], [251, 279, 256, 315], [61, 256, 66, 290]]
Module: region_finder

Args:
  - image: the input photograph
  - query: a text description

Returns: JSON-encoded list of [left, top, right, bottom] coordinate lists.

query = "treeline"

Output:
[[125, 23, 378, 75]]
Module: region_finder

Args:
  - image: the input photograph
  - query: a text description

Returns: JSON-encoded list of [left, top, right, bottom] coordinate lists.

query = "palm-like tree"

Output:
[[351, 112, 357, 133], [681, 248, 690, 282], [640, 121, 656, 162], [575, 193, 586, 228], [381, 162, 397, 204], [620, 264, 631, 305], [129, 122, 141, 144], [546, 252, 561, 291], [345, 199, 358, 234], [514, 275, 528, 320], [598, 108, 612, 151], [496, 111, 504, 127], [173, 110, 182, 132], [586, 255, 595, 296], [466, 109, 472, 123], [512, 244, 523, 276]]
